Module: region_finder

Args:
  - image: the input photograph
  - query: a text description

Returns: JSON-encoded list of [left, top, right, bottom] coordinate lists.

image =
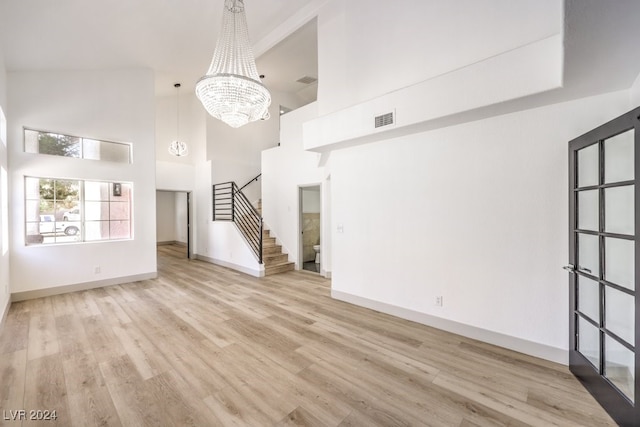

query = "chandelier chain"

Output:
[[169, 83, 188, 156]]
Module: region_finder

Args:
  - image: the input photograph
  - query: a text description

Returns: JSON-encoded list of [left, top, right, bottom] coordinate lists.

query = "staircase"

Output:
[[262, 228, 294, 275], [257, 200, 294, 276], [213, 180, 293, 276]]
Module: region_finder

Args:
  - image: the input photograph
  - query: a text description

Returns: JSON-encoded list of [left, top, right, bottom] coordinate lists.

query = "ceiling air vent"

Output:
[[375, 112, 394, 128], [296, 76, 318, 85]]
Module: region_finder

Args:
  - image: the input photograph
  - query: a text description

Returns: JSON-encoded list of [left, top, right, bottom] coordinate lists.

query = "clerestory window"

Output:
[[24, 128, 131, 163]]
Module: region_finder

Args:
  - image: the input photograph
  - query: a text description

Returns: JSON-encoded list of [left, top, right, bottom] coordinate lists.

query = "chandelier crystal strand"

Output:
[[196, 0, 271, 128]]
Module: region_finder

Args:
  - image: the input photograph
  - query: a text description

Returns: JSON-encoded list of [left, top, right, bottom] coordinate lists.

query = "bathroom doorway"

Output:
[[299, 185, 321, 273]]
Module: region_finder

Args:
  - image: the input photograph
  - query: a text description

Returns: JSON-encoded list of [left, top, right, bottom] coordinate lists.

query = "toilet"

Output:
[[313, 245, 320, 263]]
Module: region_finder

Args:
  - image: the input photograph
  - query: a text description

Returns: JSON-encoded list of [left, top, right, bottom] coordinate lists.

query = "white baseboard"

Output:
[[11, 272, 158, 302], [157, 240, 187, 246], [0, 295, 10, 331], [331, 290, 568, 365], [195, 254, 264, 278]]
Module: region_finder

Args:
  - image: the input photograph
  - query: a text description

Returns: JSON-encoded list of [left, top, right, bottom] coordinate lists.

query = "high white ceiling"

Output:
[[1, 0, 640, 108], [0, 0, 320, 97]]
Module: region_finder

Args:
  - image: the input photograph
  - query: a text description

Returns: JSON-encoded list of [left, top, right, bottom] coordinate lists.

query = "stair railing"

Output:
[[213, 181, 263, 264], [237, 173, 261, 193]]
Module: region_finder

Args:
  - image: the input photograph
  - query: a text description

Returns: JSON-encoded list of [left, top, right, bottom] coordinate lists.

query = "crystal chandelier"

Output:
[[169, 83, 188, 157], [196, 0, 271, 128]]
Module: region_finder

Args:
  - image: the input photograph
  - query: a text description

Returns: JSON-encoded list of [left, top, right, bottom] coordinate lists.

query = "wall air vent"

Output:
[[374, 112, 394, 128], [296, 76, 318, 85]]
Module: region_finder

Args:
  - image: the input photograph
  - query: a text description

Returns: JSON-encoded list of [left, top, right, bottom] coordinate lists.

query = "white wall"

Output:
[[302, 188, 320, 213], [156, 161, 196, 192], [262, 102, 331, 275], [307, 0, 563, 152], [288, 0, 592, 361], [206, 222, 262, 277], [8, 69, 157, 296], [207, 99, 276, 196], [317, 0, 562, 115], [330, 90, 632, 363], [630, 72, 640, 106], [156, 191, 177, 243], [0, 46, 9, 320], [156, 93, 205, 166], [155, 93, 203, 192], [195, 160, 212, 257]]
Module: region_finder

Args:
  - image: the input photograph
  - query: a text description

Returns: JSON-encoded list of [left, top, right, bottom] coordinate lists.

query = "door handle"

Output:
[[563, 264, 576, 273]]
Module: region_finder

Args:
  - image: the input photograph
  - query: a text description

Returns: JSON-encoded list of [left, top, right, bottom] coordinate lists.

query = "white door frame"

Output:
[[156, 189, 193, 260], [298, 184, 322, 272]]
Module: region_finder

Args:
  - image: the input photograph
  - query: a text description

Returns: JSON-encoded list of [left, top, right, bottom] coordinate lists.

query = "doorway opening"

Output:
[[299, 185, 321, 273], [156, 190, 191, 259]]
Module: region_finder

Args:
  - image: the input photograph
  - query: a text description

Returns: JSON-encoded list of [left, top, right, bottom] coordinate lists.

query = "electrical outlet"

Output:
[[94, 266, 101, 274], [435, 296, 443, 307]]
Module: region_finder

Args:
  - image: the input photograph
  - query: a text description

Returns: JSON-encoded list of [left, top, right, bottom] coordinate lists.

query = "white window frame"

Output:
[[23, 128, 132, 163], [25, 177, 133, 246]]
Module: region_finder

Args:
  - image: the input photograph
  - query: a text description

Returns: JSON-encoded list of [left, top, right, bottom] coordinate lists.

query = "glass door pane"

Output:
[[578, 190, 599, 231], [578, 276, 600, 322], [605, 286, 635, 345], [578, 144, 599, 187], [605, 335, 635, 402], [578, 233, 600, 277], [579, 316, 600, 369], [605, 130, 634, 184], [605, 237, 635, 290], [605, 185, 635, 235]]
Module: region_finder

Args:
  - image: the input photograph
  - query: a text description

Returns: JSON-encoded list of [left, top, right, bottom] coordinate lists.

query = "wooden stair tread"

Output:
[[262, 245, 282, 255], [263, 253, 289, 266], [264, 262, 295, 276], [262, 236, 276, 246], [263, 252, 288, 260]]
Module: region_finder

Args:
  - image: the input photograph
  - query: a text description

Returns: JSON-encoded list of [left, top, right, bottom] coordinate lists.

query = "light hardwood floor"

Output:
[[0, 244, 616, 426]]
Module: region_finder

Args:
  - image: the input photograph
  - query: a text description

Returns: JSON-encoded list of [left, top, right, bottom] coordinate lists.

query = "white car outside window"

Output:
[[38, 214, 80, 236], [63, 209, 80, 221], [38, 214, 59, 234]]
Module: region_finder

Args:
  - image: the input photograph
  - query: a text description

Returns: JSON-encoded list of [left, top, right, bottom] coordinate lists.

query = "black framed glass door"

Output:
[[568, 107, 639, 426]]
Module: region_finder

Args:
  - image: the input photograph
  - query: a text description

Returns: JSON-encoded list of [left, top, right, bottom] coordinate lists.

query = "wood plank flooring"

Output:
[[0, 244, 616, 426]]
